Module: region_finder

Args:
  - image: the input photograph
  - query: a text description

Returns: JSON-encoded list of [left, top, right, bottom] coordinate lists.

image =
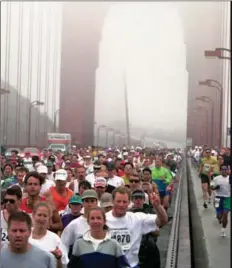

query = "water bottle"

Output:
[[214, 198, 220, 208]]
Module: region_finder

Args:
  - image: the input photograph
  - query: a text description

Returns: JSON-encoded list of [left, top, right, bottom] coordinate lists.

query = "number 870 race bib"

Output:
[[110, 228, 131, 251]]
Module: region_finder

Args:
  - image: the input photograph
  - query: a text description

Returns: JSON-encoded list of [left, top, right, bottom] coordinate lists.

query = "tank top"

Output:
[[1, 210, 9, 246], [50, 187, 73, 214]]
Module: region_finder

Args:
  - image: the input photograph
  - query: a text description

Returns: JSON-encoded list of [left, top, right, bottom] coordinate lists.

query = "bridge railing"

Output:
[[165, 155, 191, 268]]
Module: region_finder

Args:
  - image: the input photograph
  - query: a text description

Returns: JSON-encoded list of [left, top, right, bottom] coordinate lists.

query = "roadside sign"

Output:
[[186, 137, 193, 147]]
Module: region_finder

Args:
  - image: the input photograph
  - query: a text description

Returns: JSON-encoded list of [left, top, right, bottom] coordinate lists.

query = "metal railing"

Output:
[[165, 156, 191, 268]]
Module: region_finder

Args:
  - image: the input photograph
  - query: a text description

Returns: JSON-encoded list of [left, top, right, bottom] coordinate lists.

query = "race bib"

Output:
[[1, 229, 9, 243], [110, 228, 131, 251], [203, 164, 211, 173]]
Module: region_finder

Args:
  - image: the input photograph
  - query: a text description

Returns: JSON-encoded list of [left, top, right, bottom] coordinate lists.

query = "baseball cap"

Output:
[[46, 162, 53, 167], [132, 189, 145, 199], [69, 195, 82, 204], [81, 189, 98, 200], [100, 193, 113, 208], [94, 177, 107, 188], [37, 165, 48, 174], [55, 169, 67, 181], [106, 162, 116, 171]]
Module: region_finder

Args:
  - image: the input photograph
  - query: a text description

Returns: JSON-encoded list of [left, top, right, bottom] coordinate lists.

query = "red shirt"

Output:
[[20, 196, 46, 214]]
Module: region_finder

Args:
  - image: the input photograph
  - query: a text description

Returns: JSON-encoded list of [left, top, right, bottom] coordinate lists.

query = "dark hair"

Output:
[[112, 186, 131, 200], [24, 171, 44, 185], [3, 163, 13, 171], [32, 155, 40, 162], [78, 180, 91, 190], [87, 207, 108, 230], [142, 168, 151, 174], [124, 162, 134, 169], [16, 167, 29, 174], [6, 185, 22, 200], [8, 211, 32, 229]]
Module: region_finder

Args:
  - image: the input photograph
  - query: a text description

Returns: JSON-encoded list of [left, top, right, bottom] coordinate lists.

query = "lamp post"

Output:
[[204, 48, 231, 60], [96, 125, 107, 149], [196, 96, 214, 147], [199, 79, 223, 146], [28, 100, 44, 146], [54, 109, 60, 132]]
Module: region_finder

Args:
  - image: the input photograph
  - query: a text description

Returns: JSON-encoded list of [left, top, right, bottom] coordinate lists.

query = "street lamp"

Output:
[[54, 109, 60, 132], [199, 79, 223, 146], [28, 100, 44, 146], [96, 125, 107, 149], [204, 48, 231, 60], [196, 96, 214, 147]]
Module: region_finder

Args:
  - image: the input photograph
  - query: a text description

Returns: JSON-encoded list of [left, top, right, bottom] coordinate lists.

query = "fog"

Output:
[[95, 2, 188, 146], [1, 2, 189, 147]]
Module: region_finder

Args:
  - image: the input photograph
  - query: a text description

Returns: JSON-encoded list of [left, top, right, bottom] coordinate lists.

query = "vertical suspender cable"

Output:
[[4, 2, 12, 146], [16, 2, 24, 145], [44, 4, 51, 145], [52, 10, 58, 131], [1, 3, 9, 144], [35, 4, 43, 146], [26, 3, 34, 146]]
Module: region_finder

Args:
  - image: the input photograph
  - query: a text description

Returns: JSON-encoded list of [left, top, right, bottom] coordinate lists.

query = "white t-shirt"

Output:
[[61, 215, 89, 251], [40, 179, 55, 194], [106, 210, 158, 267], [212, 175, 230, 197], [85, 173, 95, 187], [1, 210, 9, 247], [29, 229, 69, 265], [107, 176, 125, 188]]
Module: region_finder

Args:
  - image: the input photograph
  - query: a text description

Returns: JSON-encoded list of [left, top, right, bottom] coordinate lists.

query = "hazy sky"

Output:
[[95, 2, 188, 145], [1, 2, 189, 147]]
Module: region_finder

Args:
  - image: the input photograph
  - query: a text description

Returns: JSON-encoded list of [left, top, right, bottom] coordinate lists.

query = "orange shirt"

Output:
[[50, 186, 73, 212]]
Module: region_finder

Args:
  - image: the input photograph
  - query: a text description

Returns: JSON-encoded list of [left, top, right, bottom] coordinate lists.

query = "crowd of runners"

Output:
[[188, 146, 231, 237], [1, 146, 183, 267]]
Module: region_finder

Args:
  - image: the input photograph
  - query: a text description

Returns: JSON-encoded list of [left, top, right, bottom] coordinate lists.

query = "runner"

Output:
[[1, 211, 56, 268], [67, 207, 130, 268], [1, 185, 22, 248], [106, 186, 168, 268], [199, 148, 217, 208], [210, 165, 231, 237]]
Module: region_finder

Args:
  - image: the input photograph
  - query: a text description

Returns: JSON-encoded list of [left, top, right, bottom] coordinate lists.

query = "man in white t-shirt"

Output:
[[106, 186, 168, 268]]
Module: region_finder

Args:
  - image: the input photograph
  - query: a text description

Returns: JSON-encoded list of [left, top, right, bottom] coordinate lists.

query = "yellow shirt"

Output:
[[201, 157, 217, 175]]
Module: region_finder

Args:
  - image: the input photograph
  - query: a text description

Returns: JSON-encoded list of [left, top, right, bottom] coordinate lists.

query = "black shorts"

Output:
[[200, 174, 210, 184]]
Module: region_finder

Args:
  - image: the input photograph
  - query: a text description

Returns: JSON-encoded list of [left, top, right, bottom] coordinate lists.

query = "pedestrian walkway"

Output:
[[190, 163, 230, 268]]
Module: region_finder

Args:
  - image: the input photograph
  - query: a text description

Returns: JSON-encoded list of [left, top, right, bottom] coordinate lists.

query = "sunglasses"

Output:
[[129, 180, 140, 183], [3, 198, 16, 204], [206, 151, 211, 154]]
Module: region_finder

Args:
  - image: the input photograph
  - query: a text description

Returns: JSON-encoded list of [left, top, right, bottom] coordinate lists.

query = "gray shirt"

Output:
[[1, 244, 56, 268]]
